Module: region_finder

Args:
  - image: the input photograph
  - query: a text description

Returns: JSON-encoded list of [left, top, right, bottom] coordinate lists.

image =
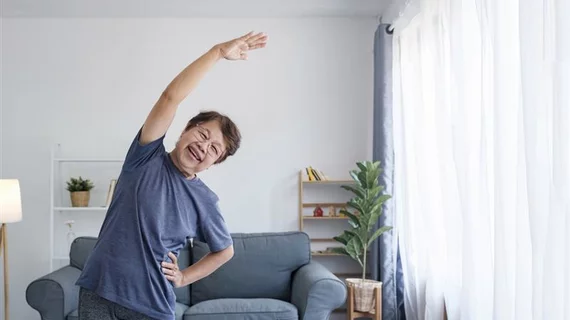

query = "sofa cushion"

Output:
[[191, 232, 310, 304], [184, 298, 298, 320], [66, 302, 189, 320], [173, 242, 192, 306], [70, 237, 98, 270], [175, 302, 190, 320], [66, 309, 78, 320]]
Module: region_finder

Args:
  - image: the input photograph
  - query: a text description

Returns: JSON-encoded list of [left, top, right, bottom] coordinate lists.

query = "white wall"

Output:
[[1, 17, 376, 319]]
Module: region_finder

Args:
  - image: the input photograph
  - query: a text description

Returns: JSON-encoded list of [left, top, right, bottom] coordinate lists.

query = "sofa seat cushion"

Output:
[[66, 302, 189, 320], [184, 298, 298, 320], [66, 309, 78, 320]]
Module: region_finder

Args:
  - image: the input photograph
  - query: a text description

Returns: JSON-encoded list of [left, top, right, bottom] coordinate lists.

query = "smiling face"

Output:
[[171, 120, 227, 178]]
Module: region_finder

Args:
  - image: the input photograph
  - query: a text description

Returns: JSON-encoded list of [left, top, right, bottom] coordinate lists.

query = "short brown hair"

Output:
[[184, 111, 241, 163]]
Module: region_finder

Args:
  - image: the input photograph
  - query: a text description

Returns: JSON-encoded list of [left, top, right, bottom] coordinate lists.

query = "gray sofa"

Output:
[[26, 231, 346, 320]]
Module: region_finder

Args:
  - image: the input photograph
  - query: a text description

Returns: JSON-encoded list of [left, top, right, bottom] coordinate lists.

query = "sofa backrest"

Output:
[[69, 232, 311, 307], [68, 236, 193, 306], [173, 241, 192, 305], [190, 232, 311, 305], [70, 237, 97, 270]]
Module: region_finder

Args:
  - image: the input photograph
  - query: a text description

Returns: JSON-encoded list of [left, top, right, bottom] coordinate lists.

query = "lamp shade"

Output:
[[0, 179, 22, 223]]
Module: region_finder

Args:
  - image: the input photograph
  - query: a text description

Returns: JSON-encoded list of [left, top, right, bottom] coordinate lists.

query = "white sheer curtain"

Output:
[[392, 0, 569, 319]]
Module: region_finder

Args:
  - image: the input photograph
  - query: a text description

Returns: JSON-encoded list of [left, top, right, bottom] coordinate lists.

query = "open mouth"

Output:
[[187, 146, 202, 162]]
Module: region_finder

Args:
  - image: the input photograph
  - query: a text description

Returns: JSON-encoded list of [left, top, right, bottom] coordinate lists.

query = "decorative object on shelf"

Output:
[[313, 206, 323, 217], [332, 161, 392, 313], [0, 179, 23, 320], [105, 179, 117, 207], [328, 205, 336, 217], [66, 176, 94, 207], [304, 166, 329, 181], [64, 220, 76, 252]]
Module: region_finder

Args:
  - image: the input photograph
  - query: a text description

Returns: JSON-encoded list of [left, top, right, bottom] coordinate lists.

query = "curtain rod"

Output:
[[377, 13, 395, 34]]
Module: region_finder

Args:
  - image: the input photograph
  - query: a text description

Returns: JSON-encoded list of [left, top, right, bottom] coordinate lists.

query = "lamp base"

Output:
[[1, 223, 8, 320]]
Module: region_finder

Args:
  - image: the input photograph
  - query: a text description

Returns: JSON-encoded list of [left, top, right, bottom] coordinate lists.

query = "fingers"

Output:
[[168, 252, 178, 264], [162, 267, 176, 276], [240, 53, 248, 60], [161, 261, 177, 270], [248, 43, 266, 50], [240, 31, 254, 40], [239, 31, 267, 45], [247, 34, 267, 47], [248, 32, 267, 44]]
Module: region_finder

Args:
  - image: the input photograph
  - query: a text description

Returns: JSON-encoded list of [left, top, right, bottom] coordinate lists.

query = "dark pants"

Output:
[[78, 287, 154, 320]]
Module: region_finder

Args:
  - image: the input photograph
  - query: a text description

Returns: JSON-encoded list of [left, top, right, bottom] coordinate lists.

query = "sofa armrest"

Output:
[[26, 265, 82, 320], [291, 261, 347, 320]]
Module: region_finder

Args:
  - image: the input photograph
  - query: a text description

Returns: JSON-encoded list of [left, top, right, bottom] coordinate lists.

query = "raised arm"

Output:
[[139, 31, 267, 144]]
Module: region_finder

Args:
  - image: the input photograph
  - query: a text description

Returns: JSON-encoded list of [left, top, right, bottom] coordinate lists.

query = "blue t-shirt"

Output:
[[75, 129, 233, 319]]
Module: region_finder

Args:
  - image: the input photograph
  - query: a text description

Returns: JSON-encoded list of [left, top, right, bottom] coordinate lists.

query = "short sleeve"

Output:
[[196, 201, 233, 252], [122, 127, 166, 171]]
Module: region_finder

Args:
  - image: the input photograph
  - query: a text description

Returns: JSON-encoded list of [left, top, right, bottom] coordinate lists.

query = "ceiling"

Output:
[[1, 0, 390, 18]]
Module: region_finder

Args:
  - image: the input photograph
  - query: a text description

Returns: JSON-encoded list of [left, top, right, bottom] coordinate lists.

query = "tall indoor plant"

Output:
[[332, 161, 392, 312]]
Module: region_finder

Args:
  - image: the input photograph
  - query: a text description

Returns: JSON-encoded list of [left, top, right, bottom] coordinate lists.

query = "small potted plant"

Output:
[[332, 161, 392, 313], [66, 176, 94, 207]]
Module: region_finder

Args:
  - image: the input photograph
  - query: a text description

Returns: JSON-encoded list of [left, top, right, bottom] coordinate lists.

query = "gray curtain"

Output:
[[369, 24, 405, 320]]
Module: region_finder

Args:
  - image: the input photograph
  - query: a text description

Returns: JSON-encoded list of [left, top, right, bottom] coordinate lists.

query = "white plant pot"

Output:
[[346, 278, 382, 313]]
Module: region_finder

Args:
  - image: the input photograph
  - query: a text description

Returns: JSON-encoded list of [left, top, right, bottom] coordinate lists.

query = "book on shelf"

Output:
[[105, 179, 117, 207], [304, 166, 329, 181]]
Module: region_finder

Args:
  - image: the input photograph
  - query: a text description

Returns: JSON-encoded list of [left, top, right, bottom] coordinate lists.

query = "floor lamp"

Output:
[[0, 179, 22, 320]]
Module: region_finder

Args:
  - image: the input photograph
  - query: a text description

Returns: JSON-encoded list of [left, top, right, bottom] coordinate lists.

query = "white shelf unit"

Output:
[[50, 145, 124, 271]]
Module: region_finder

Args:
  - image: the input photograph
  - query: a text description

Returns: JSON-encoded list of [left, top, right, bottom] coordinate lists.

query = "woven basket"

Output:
[[346, 278, 382, 313], [70, 191, 90, 207]]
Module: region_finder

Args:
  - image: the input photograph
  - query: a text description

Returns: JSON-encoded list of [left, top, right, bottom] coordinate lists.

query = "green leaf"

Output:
[[347, 218, 359, 229], [345, 230, 365, 250], [369, 186, 381, 198], [368, 226, 393, 246], [347, 199, 365, 215], [351, 236, 363, 255], [341, 185, 366, 199], [339, 209, 360, 228], [367, 204, 383, 231], [349, 170, 360, 185], [346, 239, 358, 257], [366, 170, 379, 188], [375, 194, 392, 205], [358, 170, 368, 187], [66, 176, 94, 192], [333, 231, 354, 245], [329, 247, 350, 256], [346, 239, 363, 267]]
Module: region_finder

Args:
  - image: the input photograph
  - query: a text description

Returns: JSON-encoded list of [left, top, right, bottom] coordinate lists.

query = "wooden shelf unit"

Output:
[[302, 202, 347, 208], [302, 180, 354, 185], [298, 170, 354, 231], [303, 216, 348, 220], [298, 169, 376, 315], [311, 252, 345, 256]]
